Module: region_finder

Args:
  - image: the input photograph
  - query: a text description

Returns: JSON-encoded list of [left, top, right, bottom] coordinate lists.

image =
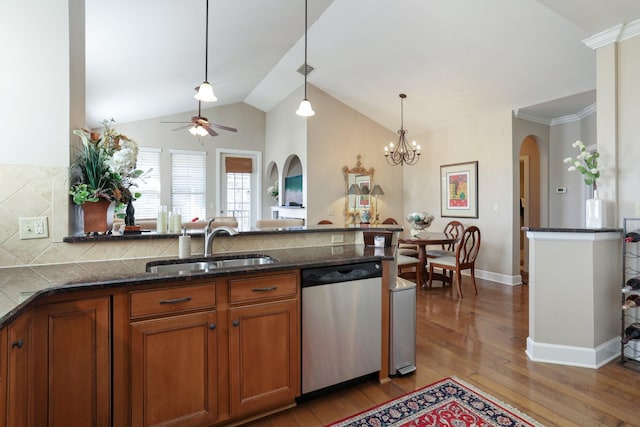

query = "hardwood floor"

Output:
[[245, 277, 640, 427]]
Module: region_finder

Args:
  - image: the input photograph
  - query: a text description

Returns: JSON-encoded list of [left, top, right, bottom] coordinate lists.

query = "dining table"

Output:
[[397, 230, 459, 288]]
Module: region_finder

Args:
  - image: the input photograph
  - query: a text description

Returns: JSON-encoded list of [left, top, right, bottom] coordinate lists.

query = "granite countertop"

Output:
[[0, 244, 395, 328]]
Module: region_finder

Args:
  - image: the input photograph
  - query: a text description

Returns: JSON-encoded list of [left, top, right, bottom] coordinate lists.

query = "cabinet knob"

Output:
[[209, 323, 217, 330], [11, 339, 23, 349], [232, 320, 240, 327]]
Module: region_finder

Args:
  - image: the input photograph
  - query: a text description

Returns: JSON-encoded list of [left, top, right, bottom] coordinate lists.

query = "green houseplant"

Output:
[[70, 119, 144, 233]]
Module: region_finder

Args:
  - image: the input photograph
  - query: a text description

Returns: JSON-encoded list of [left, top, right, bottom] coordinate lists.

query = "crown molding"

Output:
[[582, 19, 640, 50], [582, 24, 623, 49], [551, 103, 597, 125], [513, 110, 551, 126], [514, 103, 596, 126], [620, 18, 640, 42]]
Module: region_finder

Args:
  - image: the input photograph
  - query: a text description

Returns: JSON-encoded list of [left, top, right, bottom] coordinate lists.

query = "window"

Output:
[[171, 149, 206, 222], [225, 156, 253, 230], [132, 147, 161, 219]]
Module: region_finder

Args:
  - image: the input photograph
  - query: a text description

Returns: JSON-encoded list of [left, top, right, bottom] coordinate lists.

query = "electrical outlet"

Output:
[[19, 216, 49, 239], [331, 234, 344, 244]]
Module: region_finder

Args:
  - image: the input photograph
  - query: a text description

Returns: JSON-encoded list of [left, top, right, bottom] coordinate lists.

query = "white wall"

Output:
[[0, 0, 75, 167], [405, 112, 518, 281], [618, 36, 640, 222], [306, 86, 403, 226], [549, 114, 597, 228], [264, 87, 308, 220]]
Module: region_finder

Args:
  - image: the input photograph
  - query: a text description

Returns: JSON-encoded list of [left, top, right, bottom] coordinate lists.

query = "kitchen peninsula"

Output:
[[0, 225, 401, 427]]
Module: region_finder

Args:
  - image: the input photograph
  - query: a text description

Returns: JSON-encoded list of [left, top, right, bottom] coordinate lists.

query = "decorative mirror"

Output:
[[343, 155, 374, 224]]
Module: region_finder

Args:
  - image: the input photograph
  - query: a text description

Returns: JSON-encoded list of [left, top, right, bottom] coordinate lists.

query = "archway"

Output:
[[519, 135, 541, 278]]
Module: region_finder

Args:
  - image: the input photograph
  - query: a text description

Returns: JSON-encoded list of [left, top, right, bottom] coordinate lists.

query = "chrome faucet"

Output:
[[204, 219, 238, 257]]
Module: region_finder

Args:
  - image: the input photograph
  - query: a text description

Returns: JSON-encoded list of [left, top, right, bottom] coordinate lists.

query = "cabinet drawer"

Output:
[[130, 284, 216, 318], [229, 273, 298, 304]]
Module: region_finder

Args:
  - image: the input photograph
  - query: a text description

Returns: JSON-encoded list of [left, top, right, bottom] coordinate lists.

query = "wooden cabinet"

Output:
[[34, 296, 111, 427], [6, 311, 34, 427], [227, 273, 300, 417], [129, 284, 218, 427], [0, 269, 301, 427]]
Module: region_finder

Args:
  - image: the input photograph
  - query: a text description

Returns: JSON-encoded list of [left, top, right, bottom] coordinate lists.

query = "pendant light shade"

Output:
[[194, 81, 217, 102], [296, 98, 315, 117], [296, 0, 314, 117], [195, 0, 217, 103]]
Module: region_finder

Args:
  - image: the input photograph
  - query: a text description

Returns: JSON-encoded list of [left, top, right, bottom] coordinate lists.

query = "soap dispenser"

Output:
[[178, 227, 191, 259]]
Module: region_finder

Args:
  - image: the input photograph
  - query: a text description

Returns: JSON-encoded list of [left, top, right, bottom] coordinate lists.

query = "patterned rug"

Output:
[[326, 377, 544, 427]]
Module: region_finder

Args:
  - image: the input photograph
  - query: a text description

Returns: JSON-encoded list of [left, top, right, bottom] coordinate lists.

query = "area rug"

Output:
[[326, 376, 544, 427]]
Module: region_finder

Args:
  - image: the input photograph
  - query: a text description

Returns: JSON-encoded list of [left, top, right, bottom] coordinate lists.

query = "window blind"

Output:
[[225, 156, 253, 174], [171, 150, 206, 222], [132, 147, 161, 219]]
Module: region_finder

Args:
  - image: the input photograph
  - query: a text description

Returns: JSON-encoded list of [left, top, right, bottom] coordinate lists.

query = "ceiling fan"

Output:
[[162, 101, 238, 137]]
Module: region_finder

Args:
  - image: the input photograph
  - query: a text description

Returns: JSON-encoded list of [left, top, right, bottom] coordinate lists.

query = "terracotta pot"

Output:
[[82, 199, 112, 234]]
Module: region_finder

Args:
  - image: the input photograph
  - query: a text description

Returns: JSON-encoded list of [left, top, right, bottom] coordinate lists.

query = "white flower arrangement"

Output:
[[563, 140, 601, 188], [405, 211, 435, 230], [267, 181, 279, 201]]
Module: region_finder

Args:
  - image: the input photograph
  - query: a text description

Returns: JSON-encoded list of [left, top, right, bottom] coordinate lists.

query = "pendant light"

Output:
[[194, 0, 218, 103], [296, 0, 315, 117]]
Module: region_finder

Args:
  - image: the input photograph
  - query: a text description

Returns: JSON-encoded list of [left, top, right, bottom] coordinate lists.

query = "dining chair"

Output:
[[397, 253, 421, 283], [427, 220, 464, 259], [317, 220, 333, 224], [424, 220, 464, 285], [382, 218, 398, 224], [428, 225, 481, 298]]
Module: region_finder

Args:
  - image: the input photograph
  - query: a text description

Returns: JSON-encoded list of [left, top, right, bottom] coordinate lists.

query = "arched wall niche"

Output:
[[282, 154, 304, 207]]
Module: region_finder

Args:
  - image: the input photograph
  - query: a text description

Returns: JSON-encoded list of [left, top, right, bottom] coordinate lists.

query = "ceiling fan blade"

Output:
[[204, 125, 218, 137], [171, 124, 193, 131], [209, 123, 238, 133]]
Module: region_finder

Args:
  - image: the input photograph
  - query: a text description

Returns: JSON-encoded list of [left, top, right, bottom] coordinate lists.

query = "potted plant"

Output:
[[70, 119, 144, 234]]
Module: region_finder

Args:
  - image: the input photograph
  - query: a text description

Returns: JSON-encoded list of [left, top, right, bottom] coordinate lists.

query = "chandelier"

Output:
[[384, 93, 420, 166]]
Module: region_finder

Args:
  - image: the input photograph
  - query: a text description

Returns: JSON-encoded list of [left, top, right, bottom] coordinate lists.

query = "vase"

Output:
[[585, 190, 604, 229], [82, 198, 113, 235]]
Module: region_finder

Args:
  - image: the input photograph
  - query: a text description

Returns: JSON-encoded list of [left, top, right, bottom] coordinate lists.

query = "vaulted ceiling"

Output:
[[86, 0, 640, 134]]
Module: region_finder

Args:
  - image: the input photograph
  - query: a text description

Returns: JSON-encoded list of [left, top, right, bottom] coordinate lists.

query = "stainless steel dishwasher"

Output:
[[301, 261, 382, 395]]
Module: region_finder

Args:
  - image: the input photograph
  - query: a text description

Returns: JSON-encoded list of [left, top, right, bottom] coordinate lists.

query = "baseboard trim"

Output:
[[525, 336, 620, 369], [456, 269, 524, 286]]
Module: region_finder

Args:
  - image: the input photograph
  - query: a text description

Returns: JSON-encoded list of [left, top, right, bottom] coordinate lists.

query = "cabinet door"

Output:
[[35, 297, 111, 427], [6, 311, 34, 427], [130, 311, 218, 427], [229, 299, 299, 416]]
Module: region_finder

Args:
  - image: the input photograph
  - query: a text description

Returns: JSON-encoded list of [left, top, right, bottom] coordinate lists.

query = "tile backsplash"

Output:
[[0, 163, 355, 267]]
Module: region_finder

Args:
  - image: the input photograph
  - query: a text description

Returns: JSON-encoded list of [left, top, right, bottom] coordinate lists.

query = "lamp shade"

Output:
[[296, 98, 315, 117], [194, 82, 218, 102], [189, 125, 208, 137], [348, 183, 362, 195], [370, 184, 385, 196]]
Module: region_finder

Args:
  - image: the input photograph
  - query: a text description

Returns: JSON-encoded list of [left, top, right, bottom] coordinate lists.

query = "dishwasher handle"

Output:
[[301, 261, 382, 286]]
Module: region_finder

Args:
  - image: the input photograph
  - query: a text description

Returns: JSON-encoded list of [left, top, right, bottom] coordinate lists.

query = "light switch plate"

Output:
[[19, 216, 49, 239]]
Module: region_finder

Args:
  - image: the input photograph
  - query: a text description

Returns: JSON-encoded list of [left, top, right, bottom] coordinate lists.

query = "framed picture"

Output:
[[440, 161, 478, 218], [355, 175, 370, 208]]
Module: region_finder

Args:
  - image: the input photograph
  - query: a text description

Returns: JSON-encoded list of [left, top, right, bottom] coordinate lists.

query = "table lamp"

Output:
[[370, 184, 385, 223], [348, 183, 362, 223]]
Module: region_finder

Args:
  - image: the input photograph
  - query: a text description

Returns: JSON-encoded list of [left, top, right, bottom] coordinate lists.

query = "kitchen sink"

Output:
[[146, 255, 277, 274]]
